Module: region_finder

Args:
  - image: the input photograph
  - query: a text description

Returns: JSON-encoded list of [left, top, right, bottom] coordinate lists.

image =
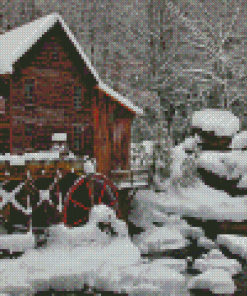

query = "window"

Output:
[[25, 124, 34, 137], [0, 96, 5, 114], [84, 88, 91, 108], [25, 79, 35, 105], [51, 45, 59, 61], [74, 86, 82, 109], [74, 126, 81, 149]]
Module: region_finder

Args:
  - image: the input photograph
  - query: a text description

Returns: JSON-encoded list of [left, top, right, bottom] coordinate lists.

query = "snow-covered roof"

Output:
[[191, 109, 240, 137], [0, 13, 143, 115]]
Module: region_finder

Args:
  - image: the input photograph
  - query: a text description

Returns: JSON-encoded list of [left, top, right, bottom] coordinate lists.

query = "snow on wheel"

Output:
[[63, 174, 119, 227], [90, 173, 119, 210]]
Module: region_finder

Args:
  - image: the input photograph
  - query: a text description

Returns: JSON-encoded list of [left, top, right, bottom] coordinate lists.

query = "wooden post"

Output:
[[9, 77, 12, 153], [89, 177, 94, 207]]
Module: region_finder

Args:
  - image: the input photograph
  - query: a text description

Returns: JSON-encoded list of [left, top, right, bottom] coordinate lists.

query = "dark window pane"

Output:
[[25, 79, 35, 104], [74, 86, 81, 109], [25, 124, 34, 136]]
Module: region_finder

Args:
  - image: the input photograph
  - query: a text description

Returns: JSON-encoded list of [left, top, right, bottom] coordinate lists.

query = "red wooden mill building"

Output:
[[0, 13, 143, 180]]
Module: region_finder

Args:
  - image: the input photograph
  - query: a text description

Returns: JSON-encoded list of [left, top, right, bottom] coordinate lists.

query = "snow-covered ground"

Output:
[[0, 205, 190, 295], [0, 109, 246, 295], [0, 184, 245, 295], [129, 181, 247, 222]]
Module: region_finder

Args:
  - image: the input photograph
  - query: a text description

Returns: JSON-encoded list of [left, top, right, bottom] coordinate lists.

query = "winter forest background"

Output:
[[1, 0, 247, 150]]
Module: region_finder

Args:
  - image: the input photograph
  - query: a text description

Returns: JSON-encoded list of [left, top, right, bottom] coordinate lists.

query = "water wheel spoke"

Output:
[[63, 174, 119, 227]]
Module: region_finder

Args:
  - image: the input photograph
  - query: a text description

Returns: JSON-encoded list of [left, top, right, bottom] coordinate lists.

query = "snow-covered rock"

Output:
[[229, 131, 247, 149], [187, 269, 236, 294], [0, 231, 35, 253], [196, 151, 230, 178], [193, 257, 242, 276], [180, 135, 202, 151], [89, 204, 129, 238], [197, 150, 247, 181], [134, 181, 247, 221], [9, 232, 141, 294], [133, 225, 190, 254], [237, 173, 247, 188], [128, 198, 173, 230], [217, 234, 247, 260], [120, 262, 187, 296], [180, 226, 205, 240], [138, 264, 187, 293], [103, 237, 141, 267], [206, 249, 225, 259], [191, 109, 240, 137], [47, 222, 111, 248], [148, 258, 187, 273], [47, 205, 130, 248], [193, 249, 242, 275], [197, 237, 217, 249], [0, 259, 33, 295], [122, 283, 163, 296]]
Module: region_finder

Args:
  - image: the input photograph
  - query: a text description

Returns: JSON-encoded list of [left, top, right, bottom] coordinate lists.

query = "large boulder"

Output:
[[230, 130, 247, 150], [191, 109, 240, 137]]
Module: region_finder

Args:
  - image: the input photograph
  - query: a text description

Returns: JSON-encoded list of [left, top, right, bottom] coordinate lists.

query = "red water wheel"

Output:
[[63, 174, 120, 227]]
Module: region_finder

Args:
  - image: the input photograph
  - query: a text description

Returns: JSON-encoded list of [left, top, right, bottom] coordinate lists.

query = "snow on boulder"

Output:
[[46, 223, 111, 248], [128, 197, 172, 230], [217, 234, 247, 260], [193, 257, 242, 276], [180, 135, 202, 151], [133, 225, 190, 254], [122, 283, 163, 296], [187, 269, 236, 294], [180, 226, 205, 239], [193, 249, 242, 275], [206, 249, 225, 259], [0, 260, 33, 294], [89, 204, 130, 238], [134, 183, 247, 222], [138, 265, 187, 295], [0, 232, 35, 253], [104, 237, 141, 266], [25, 246, 105, 293], [196, 151, 229, 178], [237, 173, 247, 188], [119, 262, 187, 295], [197, 237, 217, 249], [95, 263, 125, 292], [191, 109, 240, 137], [148, 258, 187, 273], [47, 205, 130, 248], [229, 131, 247, 149], [89, 204, 117, 224], [116, 262, 148, 286]]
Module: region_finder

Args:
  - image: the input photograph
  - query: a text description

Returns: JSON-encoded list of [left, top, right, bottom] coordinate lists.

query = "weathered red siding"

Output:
[[0, 23, 134, 179]]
